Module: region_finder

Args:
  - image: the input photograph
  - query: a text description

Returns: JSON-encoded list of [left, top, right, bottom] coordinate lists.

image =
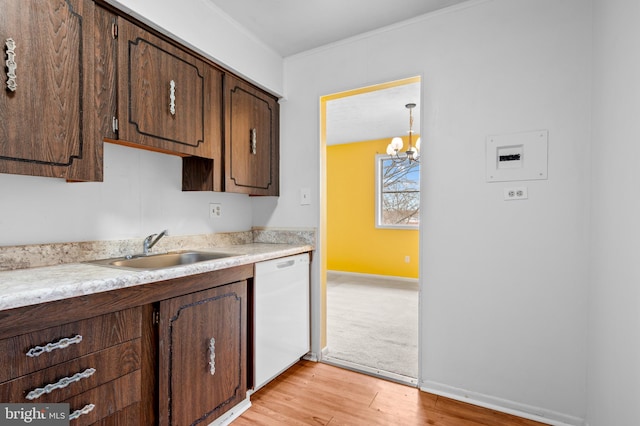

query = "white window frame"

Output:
[[375, 154, 420, 230]]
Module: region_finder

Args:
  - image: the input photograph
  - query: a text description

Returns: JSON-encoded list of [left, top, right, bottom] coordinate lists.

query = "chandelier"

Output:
[[386, 103, 420, 163]]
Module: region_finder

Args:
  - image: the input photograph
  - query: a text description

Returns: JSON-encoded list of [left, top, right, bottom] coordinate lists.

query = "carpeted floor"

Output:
[[325, 271, 419, 380]]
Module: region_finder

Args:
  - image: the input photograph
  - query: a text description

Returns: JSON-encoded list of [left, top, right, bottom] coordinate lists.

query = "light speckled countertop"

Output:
[[0, 243, 313, 312]]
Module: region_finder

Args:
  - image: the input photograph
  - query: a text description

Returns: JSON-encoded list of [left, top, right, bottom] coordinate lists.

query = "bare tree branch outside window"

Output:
[[376, 156, 420, 228]]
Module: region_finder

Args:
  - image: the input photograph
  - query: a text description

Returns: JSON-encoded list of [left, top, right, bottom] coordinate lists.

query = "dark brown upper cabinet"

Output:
[[182, 75, 280, 194], [0, 0, 103, 181], [114, 17, 223, 164], [224, 75, 279, 196], [0, 1, 279, 194]]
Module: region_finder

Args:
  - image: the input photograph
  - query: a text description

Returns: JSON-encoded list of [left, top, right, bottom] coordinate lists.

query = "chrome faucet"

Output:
[[142, 229, 168, 255]]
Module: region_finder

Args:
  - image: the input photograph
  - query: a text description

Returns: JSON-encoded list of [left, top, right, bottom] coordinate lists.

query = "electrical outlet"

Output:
[[503, 187, 528, 201], [405, 256, 410, 263], [209, 203, 222, 219]]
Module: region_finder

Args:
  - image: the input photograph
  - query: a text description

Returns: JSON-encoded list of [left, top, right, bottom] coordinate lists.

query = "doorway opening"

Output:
[[319, 76, 421, 386]]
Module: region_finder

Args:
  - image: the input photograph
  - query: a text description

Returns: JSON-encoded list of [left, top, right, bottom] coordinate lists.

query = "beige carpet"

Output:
[[325, 271, 419, 380]]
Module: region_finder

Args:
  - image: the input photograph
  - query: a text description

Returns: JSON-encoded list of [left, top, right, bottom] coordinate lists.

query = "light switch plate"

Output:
[[300, 188, 311, 205]]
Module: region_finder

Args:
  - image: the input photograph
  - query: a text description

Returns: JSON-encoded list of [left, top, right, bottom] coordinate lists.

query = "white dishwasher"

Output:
[[254, 253, 310, 390]]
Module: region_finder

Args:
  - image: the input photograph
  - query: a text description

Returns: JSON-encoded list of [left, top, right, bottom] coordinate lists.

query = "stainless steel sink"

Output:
[[88, 250, 237, 271]]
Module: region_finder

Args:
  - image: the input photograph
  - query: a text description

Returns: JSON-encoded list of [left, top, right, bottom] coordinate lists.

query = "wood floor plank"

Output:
[[434, 397, 545, 426], [232, 402, 317, 426], [369, 387, 438, 418], [250, 397, 331, 425], [256, 382, 370, 424], [235, 361, 547, 426]]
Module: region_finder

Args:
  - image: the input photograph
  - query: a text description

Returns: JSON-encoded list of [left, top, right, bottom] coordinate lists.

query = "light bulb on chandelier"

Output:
[[386, 103, 420, 163]]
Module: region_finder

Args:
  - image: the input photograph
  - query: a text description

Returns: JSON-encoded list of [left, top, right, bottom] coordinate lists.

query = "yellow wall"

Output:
[[327, 137, 419, 279]]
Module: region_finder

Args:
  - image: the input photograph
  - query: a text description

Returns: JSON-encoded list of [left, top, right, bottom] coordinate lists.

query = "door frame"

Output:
[[315, 76, 423, 383]]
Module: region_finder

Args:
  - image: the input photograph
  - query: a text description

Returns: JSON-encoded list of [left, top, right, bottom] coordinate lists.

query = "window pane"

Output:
[[377, 157, 420, 228]]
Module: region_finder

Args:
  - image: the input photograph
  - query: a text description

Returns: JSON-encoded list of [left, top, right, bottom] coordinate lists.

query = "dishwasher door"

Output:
[[254, 253, 310, 390]]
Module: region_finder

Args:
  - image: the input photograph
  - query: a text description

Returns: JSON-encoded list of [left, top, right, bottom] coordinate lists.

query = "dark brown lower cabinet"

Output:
[[0, 265, 253, 426], [159, 281, 248, 426]]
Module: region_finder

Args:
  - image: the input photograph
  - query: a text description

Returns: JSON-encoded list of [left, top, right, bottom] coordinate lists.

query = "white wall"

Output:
[[0, 0, 283, 246], [588, 0, 640, 425], [278, 0, 591, 424], [0, 144, 252, 246]]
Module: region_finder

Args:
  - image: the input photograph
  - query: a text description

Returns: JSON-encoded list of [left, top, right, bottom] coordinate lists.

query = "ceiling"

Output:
[[208, 0, 470, 57], [208, 0, 469, 145], [326, 82, 421, 146]]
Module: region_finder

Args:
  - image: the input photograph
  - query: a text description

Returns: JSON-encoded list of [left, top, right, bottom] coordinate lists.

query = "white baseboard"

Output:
[[208, 396, 251, 426], [420, 380, 585, 426], [320, 345, 329, 359], [327, 269, 418, 284], [303, 350, 320, 362]]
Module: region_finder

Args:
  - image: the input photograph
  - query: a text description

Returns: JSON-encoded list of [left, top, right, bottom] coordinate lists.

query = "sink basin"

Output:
[[89, 250, 237, 271]]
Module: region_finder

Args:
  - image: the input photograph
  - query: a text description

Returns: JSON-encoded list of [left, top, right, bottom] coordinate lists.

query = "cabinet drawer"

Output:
[[64, 371, 141, 426], [91, 402, 140, 426], [0, 307, 141, 382], [0, 339, 140, 403]]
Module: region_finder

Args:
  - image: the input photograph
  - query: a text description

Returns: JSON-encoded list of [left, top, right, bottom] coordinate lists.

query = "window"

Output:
[[375, 154, 420, 229]]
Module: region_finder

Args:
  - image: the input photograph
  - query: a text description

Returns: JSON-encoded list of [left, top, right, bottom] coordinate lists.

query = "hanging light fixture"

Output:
[[386, 103, 421, 163]]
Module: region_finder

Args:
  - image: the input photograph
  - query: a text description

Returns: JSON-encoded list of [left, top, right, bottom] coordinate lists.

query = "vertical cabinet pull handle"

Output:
[[26, 368, 96, 400], [250, 128, 257, 155], [208, 337, 216, 376], [69, 404, 95, 421], [5, 38, 17, 92], [26, 334, 83, 358], [169, 80, 176, 116]]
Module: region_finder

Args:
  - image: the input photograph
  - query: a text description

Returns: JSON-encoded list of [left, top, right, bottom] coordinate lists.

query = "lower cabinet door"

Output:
[[158, 281, 247, 426]]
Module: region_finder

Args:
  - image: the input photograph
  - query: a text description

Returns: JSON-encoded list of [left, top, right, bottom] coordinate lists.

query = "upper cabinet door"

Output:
[[0, 0, 101, 181], [116, 19, 222, 160], [225, 75, 279, 196]]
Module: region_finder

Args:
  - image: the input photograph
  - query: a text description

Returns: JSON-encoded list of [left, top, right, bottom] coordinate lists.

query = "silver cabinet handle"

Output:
[[250, 128, 257, 155], [208, 337, 216, 376], [26, 368, 96, 400], [5, 38, 17, 92], [69, 404, 95, 421], [169, 80, 176, 116], [26, 334, 83, 358]]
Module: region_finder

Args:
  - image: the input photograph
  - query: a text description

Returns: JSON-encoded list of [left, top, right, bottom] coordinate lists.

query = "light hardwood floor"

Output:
[[234, 360, 546, 426]]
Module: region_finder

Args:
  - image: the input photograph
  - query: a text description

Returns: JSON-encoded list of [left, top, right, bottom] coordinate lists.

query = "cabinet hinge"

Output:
[[111, 22, 118, 39], [112, 117, 118, 134], [152, 310, 160, 325]]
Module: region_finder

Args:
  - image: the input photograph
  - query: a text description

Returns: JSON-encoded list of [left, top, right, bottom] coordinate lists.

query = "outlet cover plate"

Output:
[[209, 203, 222, 219], [503, 187, 528, 201]]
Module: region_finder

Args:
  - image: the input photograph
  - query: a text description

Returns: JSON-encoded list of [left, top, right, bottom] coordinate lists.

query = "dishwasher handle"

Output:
[[256, 253, 310, 275], [276, 259, 296, 269]]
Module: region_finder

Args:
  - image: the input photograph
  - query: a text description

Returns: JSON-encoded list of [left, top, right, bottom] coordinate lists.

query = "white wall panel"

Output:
[[0, 144, 252, 245], [588, 0, 640, 424], [278, 0, 591, 423]]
